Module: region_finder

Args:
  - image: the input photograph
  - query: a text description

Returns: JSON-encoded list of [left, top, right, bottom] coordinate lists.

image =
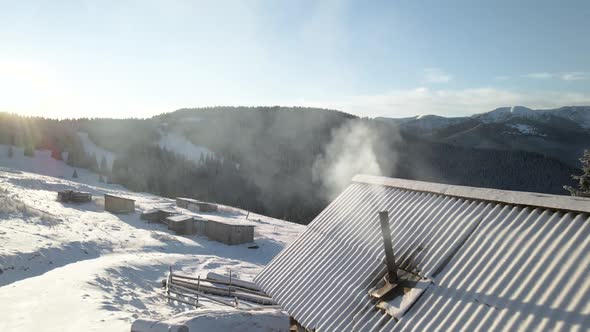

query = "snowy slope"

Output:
[[158, 131, 213, 163], [0, 145, 107, 184], [78, 132, 117, 170], [476, 106, 541, 123], [506, 123, 547, 137], [0, 149, 304, 332], [476, 105, 590, 128], [378, 105, 590, 131], [375, 114, 465, 131], [376, 105, 590, 167], [80, 129, 213, 167]]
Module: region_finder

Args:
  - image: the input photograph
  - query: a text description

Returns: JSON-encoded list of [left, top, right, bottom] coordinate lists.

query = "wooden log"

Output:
[[170, 278, 275, 305], [232, 290, 277, 305], [171, 274, 268, 297], [208, 272, 261, 292], [172, 279, 231, 297]]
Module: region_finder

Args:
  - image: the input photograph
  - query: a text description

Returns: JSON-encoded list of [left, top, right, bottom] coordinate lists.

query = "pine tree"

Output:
[[88, 153, 99, 172], [565, 149, 590, 197], [24, 145, 34, 157], [66, 145, 84, 167], [100, 156, 108, 175], [72, 169, 78, 178], [574, 149, 590, 193]]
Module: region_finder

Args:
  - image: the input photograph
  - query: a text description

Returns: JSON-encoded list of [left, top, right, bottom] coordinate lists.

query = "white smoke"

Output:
[[312, 120, 389, 199]]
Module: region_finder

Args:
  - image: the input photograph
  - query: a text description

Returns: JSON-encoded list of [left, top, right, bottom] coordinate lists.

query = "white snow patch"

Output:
[[0, 145, 113, 184], [477, 105, 590, 129], [158, 132, 213, 163], [507, 123, 547, 137], [77, 132, 116, 170], [478, 106, 538, 123]]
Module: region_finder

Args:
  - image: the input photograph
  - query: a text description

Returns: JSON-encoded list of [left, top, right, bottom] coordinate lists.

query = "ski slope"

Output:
[[78, 132, 117, 170], [158, 131, 213, 163], [0, 147, 304, 332]]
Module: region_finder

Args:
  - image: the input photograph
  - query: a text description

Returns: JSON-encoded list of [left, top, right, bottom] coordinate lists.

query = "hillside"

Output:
[[378, 106, 590, 167], [0, 107, 583, 224], [0, 153, 304, 331]]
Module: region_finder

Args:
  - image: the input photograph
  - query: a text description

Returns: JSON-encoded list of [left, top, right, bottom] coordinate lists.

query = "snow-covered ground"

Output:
[[506, 123, 547, 137], [78, 132, 117, 170], [0, 146, 304, 332], [158, 131, 213, 163], [0, 145, 104, 185]]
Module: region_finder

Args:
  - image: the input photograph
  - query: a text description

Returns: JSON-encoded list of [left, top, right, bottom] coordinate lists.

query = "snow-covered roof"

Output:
[[354, 174, 590, 214], [255, 175, 590, 332], [104, 193, 135, 202]]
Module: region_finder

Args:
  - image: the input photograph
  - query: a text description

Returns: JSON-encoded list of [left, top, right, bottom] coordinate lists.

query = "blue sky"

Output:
[[1, 0, 589, 118]]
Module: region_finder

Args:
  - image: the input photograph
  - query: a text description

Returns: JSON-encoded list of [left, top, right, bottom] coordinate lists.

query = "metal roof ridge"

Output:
[[352, 174, 590, 215]]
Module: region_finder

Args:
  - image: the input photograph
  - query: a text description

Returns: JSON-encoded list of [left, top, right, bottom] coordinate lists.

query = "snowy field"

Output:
[[0, 146, 304, 331]]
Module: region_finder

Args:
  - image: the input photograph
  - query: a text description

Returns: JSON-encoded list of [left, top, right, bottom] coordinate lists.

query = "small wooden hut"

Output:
[[104, 194, 135, 214]]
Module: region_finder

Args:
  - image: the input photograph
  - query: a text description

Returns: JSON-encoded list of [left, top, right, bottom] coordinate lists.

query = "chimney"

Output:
[[378, 211, 398, 283]]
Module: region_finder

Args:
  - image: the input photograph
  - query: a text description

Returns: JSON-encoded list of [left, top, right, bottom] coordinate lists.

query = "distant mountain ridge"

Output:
[[377, 106, 590, 166]]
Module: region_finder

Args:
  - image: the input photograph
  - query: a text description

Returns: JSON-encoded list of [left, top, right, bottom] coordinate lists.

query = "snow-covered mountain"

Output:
[[379, 106, 590, 131], [377, 106, 590, 166], [0, 147, 304, 331], [475, 105, 590, 128], [378, 114, 466, 131]]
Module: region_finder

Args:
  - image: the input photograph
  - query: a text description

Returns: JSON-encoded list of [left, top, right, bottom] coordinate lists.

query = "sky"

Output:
[[1, 0, 589, 119]]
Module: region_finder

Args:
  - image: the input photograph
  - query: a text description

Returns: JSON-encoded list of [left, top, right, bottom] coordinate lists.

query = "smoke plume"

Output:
[[312, 120, 390, 200]]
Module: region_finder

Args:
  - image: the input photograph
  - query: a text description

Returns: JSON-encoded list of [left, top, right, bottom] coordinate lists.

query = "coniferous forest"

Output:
[[0, 108, 581, 224]]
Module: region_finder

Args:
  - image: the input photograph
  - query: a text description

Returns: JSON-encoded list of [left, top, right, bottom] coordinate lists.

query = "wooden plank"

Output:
[[170, 278, 275, 305], [171, 274, 267, 296], [207, 272, 261, 291]]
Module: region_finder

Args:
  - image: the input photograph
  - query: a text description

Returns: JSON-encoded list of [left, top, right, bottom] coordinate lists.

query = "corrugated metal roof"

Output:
[[354, 174, 590, 214], [393, 207, 590, 332], [255, 175, 590, 332]]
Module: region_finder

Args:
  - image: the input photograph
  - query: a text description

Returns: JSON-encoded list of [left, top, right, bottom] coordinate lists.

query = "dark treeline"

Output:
[[0, 108, 580, 224], [381, 131, 577, 195], [0, 113, 80, 158], [110, 144, 263, 214]]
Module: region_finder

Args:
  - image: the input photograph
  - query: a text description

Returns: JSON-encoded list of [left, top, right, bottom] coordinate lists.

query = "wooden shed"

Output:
[[166, 215, 197, 235], [140, 208, 176, 223], [205, 219, 254, 245], [193, 216, 208, 235], [104, 194, 135, 214], [57, 190, 92, 203], [176, 197, 218, 212], [175, 197, 198, 209], [188, 201, 218, 213]]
